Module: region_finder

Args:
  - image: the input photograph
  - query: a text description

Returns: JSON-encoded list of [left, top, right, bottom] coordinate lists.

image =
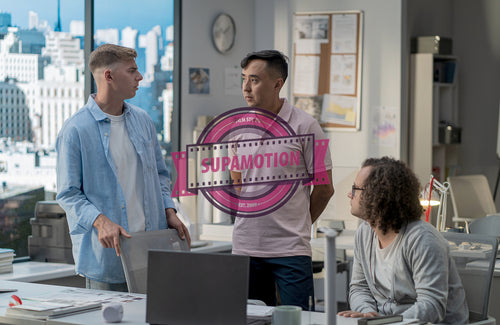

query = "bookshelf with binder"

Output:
[[409, 53, 460, 185]]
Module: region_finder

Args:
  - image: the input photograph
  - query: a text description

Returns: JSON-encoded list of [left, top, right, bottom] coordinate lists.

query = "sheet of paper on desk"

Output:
[[33, 287, 144, 303], [5, 298, 101, 320], [246, 304, 274, 320]]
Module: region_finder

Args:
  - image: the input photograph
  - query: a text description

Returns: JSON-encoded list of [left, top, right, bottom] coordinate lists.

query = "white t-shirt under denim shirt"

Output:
[[105, 112, 146, 233]]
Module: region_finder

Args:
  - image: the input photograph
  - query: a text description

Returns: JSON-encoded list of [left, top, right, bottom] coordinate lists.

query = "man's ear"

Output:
[[274, 78, 284, 91], [104, 69, 112, 82]]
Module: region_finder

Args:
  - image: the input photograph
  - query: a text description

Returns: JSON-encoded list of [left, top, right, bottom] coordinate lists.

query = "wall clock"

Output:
[[212, 13, 236, 54]]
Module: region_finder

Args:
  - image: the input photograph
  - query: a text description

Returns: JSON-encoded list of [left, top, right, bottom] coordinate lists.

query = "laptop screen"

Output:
[[146, 250, 249, 325]]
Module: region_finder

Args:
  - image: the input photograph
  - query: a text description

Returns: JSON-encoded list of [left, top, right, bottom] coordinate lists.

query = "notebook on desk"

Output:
[[146, 250, 250, 325]]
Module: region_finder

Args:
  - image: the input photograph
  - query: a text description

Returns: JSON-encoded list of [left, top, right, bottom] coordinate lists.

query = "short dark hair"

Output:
[[89, 44, 137, 73], [240, 50, 288, 82], [360, 157, 423, 234]]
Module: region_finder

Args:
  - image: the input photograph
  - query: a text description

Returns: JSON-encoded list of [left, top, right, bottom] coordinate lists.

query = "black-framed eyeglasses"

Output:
[[351, 185, 364, 197]]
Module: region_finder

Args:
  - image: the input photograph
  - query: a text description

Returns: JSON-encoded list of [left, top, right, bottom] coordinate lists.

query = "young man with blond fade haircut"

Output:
[[56, 44, 189, 291]]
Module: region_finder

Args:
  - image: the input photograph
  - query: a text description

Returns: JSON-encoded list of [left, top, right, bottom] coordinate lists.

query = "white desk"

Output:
[[191, 240, 232, 253], [0, 280, 146, 325], [0, 280, 421, 325], [311, 230, 355, 261], [0, 262, 76, 283]]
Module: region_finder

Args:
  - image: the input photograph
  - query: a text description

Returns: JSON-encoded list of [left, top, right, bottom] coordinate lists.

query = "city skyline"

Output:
[[0, 0, 176, 259], [0, 0, 174, 37]]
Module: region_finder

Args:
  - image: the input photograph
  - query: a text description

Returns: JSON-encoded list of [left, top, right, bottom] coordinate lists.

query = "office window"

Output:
[[0, 0, 178, 258], [0, 0, 84, 257], [94, 0, 175, 167]]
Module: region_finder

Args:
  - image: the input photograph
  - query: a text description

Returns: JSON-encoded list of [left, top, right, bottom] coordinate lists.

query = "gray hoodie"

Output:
[[349, 220, 469, 324]]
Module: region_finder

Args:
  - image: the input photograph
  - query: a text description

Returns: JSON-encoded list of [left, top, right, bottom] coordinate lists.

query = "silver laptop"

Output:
[[146, 250, 250, 325]]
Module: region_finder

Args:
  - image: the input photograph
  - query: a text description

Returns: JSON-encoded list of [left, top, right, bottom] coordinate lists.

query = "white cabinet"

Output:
[[409, 53, 459, 185]]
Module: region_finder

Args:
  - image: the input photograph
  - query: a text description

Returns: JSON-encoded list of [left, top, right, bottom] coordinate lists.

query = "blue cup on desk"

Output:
[[272, 305, 301, 325]]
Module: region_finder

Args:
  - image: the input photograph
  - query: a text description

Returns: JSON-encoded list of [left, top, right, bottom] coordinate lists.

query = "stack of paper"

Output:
[[199, 223, 233, 241], [0, 248, 15, 273], [246, 305, 274, 324], [5, 298, 101, 320]]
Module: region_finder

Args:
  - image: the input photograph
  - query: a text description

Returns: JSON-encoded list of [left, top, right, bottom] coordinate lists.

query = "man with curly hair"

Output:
[[338, 157, 468, 324]]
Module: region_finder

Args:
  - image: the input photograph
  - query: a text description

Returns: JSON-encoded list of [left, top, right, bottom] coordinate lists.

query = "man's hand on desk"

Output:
[[338, 310, 379, 318], [93, 214, 131, 256]]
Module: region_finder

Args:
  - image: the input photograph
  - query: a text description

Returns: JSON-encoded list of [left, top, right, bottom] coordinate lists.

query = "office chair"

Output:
[[119, 229, 190, 294], [469, 214, 500, 238], [447, 175, 497, 231], [441, 232, 498, 323]]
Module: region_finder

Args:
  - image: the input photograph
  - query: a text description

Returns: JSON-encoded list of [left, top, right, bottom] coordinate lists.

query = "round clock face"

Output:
[[212, 13, 236, 54]]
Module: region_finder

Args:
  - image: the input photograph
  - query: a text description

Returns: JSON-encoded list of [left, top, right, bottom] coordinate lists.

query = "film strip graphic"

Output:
[[171, 107, 330, 217]]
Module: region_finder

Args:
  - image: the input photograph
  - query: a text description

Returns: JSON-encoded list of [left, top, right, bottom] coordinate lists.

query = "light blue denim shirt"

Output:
[[56, 95, 175, 283]]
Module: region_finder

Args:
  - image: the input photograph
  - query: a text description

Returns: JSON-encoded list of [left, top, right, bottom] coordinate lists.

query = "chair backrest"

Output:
[[469, 214, 500, 238], [119, 229, 190, 293], [441, 232, 498, 322], [447, 175, 497, 222]]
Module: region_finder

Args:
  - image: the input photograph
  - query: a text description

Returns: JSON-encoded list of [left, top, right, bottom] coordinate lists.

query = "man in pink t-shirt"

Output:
[[231, 50, 334, 310]]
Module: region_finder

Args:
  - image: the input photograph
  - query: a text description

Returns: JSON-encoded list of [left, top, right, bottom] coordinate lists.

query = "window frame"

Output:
[[83, 0, 181, 154]]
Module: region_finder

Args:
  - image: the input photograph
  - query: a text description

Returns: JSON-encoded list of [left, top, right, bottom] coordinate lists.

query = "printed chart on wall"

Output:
[[293, 11, 363, 130]]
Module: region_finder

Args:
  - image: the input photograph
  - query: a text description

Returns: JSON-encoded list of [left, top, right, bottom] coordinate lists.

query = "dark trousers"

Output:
[[248, 256, 314, 310]]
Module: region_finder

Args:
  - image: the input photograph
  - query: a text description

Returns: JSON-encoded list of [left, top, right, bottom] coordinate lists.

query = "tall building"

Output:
[[162, 84, 173, 143], [0, 52, 46, 83], [54, 0, 62, 32], [95, 28, 119, 45], [0, 12, 11, 28], [18, 67, 84, 149], [42, 32, 83, 66], [0, 29, 47, 83], [69, 20, 84, 37], [161, 42, 174, 71], [28, 11, 39, 30], [0, 81, 32, 142], [16, 29, 46, 54], [121, 26, 138, 49], [166, 25, 174, 42], [143, 27, 162, 83]]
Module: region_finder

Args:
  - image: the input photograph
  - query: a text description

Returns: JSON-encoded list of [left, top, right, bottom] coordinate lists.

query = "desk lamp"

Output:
[[421, 175, 450, 232]]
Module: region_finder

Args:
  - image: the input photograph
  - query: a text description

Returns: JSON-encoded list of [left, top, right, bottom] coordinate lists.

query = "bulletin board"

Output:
[[292, 11, 363, 130]]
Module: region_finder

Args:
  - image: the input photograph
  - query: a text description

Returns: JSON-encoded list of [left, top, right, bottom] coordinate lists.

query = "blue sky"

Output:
[[0, 0, 173, 35]]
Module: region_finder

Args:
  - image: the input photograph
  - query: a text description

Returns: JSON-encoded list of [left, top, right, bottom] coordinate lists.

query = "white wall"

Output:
[[181, 0, 405, 229], [287, 0, 404, 164], [178, 0, 500, 226], [263, 0, 404, 228], [454, 0, 500, 205], [179, 0, 256, 228], [254, 0, 275, 51], [180, 0, 254, 150]]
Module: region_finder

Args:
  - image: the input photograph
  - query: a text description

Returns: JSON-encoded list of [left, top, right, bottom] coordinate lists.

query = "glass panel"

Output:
[[94, 0, 175, 170], [0, 0, 84, 257]]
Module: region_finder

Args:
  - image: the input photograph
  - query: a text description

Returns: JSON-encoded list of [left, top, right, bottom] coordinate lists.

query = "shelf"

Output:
[[409, 53, 459, 185]]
